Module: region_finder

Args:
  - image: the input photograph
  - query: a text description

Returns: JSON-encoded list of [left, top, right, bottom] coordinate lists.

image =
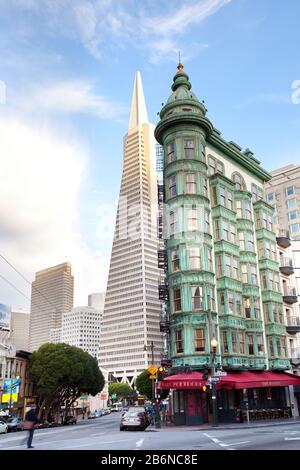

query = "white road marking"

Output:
[[220, 441, 251, 447], [284, 437, 300, 441], [202, 433, 250, 449], [136, 438, 144, 448]]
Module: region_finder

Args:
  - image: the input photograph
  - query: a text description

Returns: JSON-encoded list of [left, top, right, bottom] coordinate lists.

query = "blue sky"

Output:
[[0, 0, 299, 309]]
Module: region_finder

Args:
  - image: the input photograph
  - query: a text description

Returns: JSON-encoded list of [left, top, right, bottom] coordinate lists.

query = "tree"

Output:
[[135, 370, 153, 400], [108, 383, 132, 400], [29, 343, 104, 421]]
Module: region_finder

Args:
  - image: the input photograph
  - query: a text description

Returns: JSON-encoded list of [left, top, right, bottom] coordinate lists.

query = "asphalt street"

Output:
[[0, 413, 300, 450]]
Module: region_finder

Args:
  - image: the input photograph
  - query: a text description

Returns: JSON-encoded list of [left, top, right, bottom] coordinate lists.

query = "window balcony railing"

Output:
[[283, 287, 298, 304], [279, 258, 294, 276], [286, 316, 300, 334], [289, 347, 300, 361], [276, 230, 291, 248]]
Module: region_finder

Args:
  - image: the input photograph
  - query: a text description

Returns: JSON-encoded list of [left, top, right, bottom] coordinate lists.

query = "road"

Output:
[[0, 413, 300, 450]]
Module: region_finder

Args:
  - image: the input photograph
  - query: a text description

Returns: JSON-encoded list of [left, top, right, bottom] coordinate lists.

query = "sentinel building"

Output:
[[155, 64, 300, 425], [98, 72, 163, 384]]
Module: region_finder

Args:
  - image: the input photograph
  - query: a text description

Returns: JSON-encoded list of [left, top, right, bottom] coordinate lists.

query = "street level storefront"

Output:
[[158, 371, 300, 425]]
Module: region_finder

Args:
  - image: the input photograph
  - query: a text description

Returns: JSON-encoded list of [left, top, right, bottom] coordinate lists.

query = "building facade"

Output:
[[98, 72, 163, 384], [265, 164, 300, 239], [88, 292, 105, 310], [60, 306, 102, 358], [10, 309, 30, 352], [29, 262, 74, 352], [155, 64, 300, 425]]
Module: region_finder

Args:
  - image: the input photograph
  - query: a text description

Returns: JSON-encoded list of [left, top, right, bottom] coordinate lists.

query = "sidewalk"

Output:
[[149, 417, 300, 432]]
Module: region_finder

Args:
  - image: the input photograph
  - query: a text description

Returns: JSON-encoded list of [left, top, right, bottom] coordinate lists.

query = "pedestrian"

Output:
[[24, 407, 38, 449]]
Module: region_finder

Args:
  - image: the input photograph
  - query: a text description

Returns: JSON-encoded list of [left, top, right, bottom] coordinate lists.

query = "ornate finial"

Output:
[[177, 51, 183, 73]]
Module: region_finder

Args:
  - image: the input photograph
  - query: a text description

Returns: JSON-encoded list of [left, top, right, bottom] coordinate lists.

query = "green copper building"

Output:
[[155, 64, 300, 425]]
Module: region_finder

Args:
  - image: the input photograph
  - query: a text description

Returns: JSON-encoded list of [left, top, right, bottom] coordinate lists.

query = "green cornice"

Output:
[[167, 233, 212, 249], [255, 228, 276, 242], [216, 278, 243, 291], [168, 271, 215, 285], [234, 190, 253, 200], [253, 199, 275, 213], [262, 291, 283, 303], [209, 172, 235, 189], [258, 259, 280, 271], [236, 220, 254, 231], [214, 240, 239, 256], [165, 159, 207, 176], [219, 315, 246, 329], [245, 319, 264, 332], [265, 324, 287, 335], [239, 252, 257, 263], [155, 113, 214, 143], [208, 132, 271, 183], [242, 285, 260, 296], [269, 359, 291, 370], [211, 205, 236, 222]]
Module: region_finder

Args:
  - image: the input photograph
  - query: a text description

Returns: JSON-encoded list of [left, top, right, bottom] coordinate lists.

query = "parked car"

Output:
[[0, 420, 8, 434], [127, 406, 152, 425], [6, 417, 23, 432], [88, 413, 97, 419], [120, 410, 149, 431], [110, 403, 122, 412], [64, 415, 77, 425]]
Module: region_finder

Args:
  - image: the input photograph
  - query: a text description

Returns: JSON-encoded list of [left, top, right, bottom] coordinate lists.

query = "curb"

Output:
[[153, 419, 300, 432]]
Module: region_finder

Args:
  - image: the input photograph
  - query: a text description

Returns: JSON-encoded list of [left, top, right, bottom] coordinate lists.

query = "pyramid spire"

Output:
[[128, 71, 148, 131]]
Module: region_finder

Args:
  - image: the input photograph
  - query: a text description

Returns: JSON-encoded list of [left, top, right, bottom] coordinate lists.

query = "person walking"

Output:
[[24, 407, 38, 449]]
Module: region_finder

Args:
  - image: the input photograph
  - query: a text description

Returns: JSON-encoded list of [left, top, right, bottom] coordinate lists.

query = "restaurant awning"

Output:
[[219, 371, 300, 390], [157, 371, 300, 390]]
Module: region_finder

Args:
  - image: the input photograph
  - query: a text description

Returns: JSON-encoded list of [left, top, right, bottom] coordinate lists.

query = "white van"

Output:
[[110, 402, 122, 412]]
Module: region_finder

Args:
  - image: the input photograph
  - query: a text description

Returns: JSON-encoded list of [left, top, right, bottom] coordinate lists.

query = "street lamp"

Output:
[[210, 338, 218, 427], [144, 341, 155, 400]]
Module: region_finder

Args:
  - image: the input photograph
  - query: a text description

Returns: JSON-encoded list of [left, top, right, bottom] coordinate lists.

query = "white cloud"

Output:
[[143, 0, 232, 36], [2, 0, 232, 63], [0, 115, 107, 307], [17, 80, 127, 118]]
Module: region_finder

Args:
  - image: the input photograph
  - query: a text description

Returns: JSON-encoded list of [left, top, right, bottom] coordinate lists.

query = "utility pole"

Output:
[[144, 341, 155, 400]]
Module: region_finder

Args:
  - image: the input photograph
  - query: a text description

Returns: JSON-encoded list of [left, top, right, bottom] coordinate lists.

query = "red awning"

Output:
[[158, 372, 207, 390], [219, 371, 300, 390], [158, 371, 300, 390]]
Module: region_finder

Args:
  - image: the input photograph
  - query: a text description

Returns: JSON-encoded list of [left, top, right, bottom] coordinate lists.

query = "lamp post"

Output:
[[144, 341, 155, 400], [210, 338, 218, 427]]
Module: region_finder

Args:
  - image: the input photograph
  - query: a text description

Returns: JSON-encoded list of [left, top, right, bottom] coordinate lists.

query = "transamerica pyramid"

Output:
[[98, 72, 163, 385]]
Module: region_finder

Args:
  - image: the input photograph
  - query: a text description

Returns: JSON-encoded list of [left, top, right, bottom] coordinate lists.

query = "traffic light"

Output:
[[202, 368, 209, 380], [157, 366, 165, 380], [202, 385, 207, 392]]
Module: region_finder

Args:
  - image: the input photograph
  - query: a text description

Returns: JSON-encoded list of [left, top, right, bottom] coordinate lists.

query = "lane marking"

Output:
[[136, 438, 144, 448], [284, 437, 300, 441], [220, 441, 251, 447]]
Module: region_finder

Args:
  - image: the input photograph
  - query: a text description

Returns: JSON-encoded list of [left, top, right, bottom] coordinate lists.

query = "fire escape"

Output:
[[156, 145, 172, 369]]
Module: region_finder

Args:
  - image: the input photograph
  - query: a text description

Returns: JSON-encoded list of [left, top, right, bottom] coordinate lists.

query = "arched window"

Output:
[[232, 172, 246, 190]]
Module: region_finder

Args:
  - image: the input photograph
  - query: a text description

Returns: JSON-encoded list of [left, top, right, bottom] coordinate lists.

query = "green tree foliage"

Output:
[[135, 370, 153, 400], [108, 382, 132, 399], [29, 343, 104, 420]]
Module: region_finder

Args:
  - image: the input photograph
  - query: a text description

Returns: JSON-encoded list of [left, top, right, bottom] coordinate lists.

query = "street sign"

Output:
[[80, 397, 87, 401], [209, 377, 221, 383], [215, 371, 227, 377], [149, 374, 156, 379], [148, 365, 157, 375]]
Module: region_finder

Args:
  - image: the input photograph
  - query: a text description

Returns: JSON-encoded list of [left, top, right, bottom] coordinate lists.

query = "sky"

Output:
[[0, 0, 300, 310]]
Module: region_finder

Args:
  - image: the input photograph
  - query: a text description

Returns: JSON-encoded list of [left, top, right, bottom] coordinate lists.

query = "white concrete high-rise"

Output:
[[60, 306, 102, 358], [88, 292, 105, 311], [29, 262, 74, 351], [10, 309, 30, 351], [98, 72, 163, 384]]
